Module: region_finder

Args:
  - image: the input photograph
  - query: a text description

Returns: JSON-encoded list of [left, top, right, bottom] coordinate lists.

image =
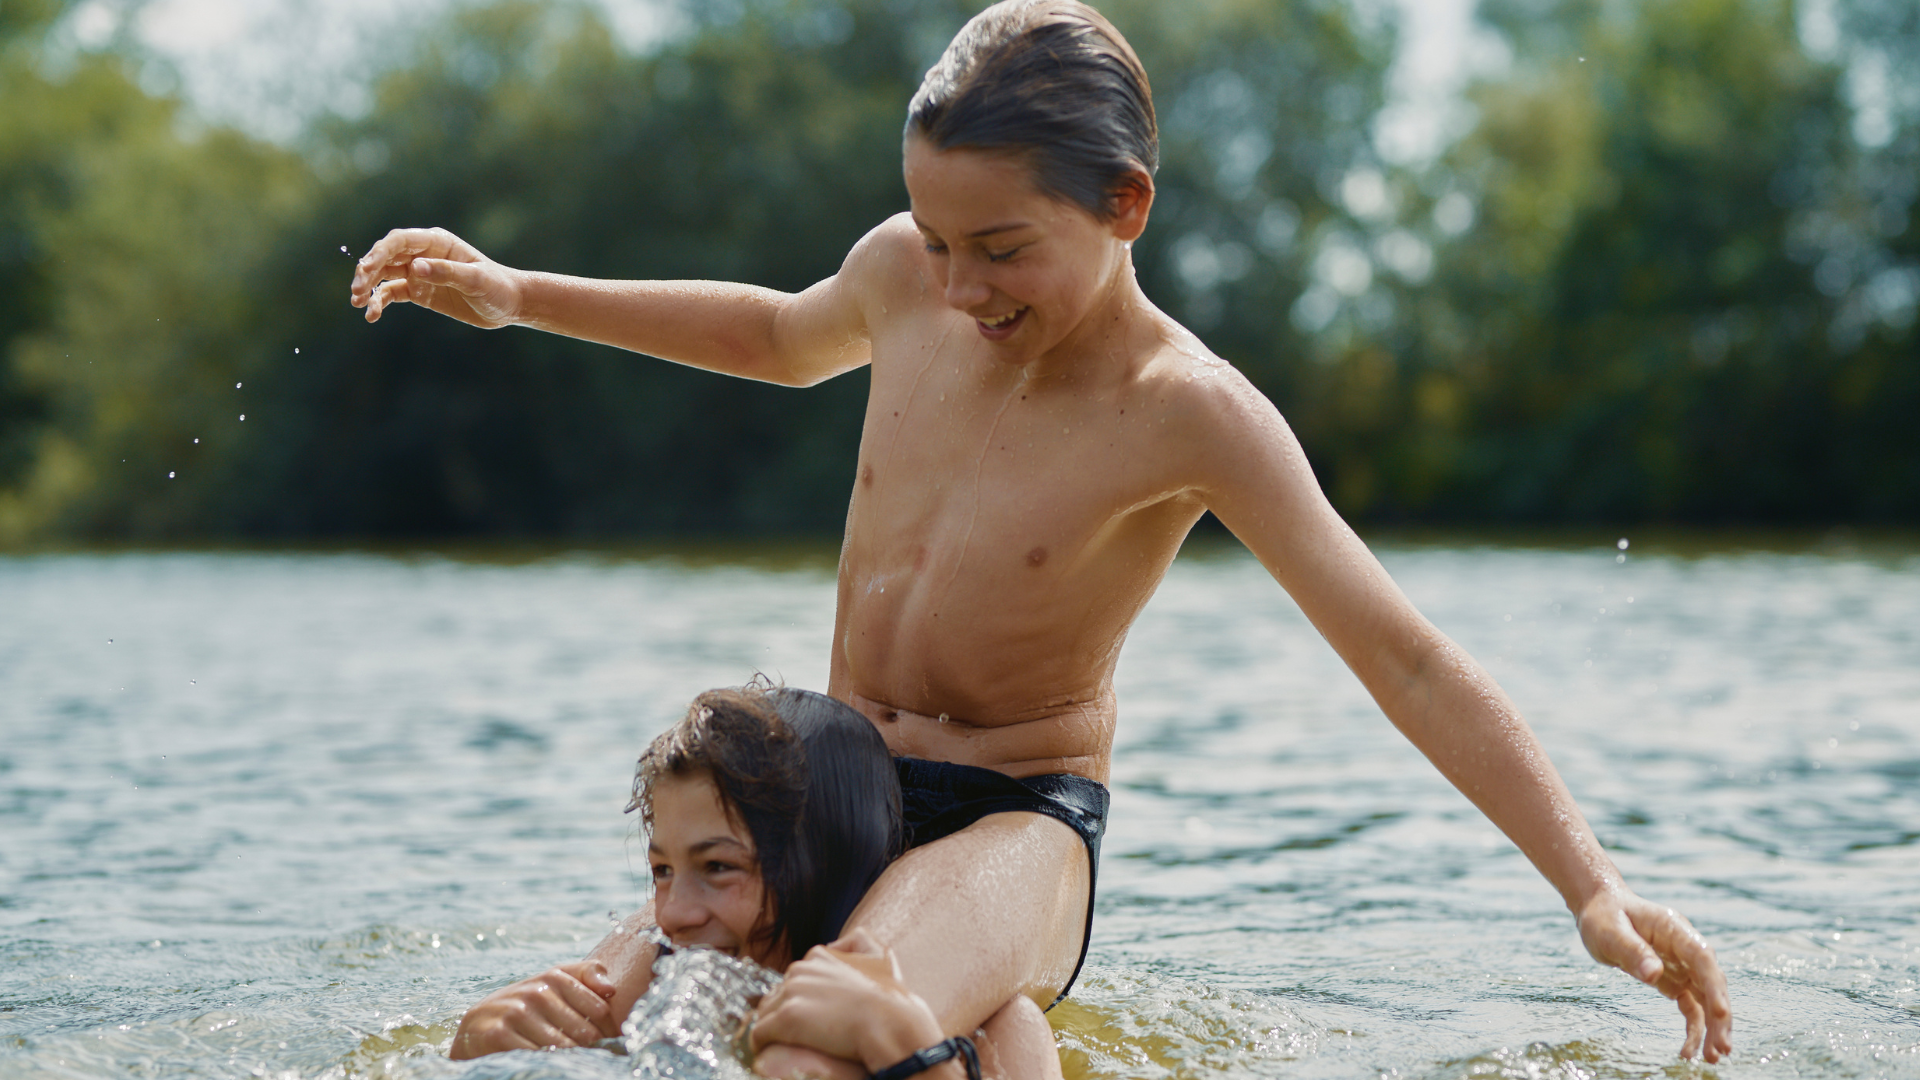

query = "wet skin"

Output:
[[350, 140, 1733, 1063], [449, 770, 1055, 1078]]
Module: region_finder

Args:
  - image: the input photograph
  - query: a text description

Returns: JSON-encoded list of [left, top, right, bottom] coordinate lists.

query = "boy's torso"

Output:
[[830, 235, 1248, 782]]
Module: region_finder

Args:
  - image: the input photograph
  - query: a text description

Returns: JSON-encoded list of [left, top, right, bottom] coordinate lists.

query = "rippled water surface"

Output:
[[4, 538, 1918, 1078]]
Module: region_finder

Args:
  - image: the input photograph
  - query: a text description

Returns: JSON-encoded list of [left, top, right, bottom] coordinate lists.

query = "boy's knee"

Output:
[[978, 995, 1064, 1080]]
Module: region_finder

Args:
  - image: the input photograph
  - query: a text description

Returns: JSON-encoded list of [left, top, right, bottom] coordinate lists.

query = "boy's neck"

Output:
[[1014, 260, 1159, 390]]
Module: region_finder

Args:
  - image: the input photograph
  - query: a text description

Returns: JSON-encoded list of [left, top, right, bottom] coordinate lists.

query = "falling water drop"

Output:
[[1616, 538, 1629, 550], [236, 382, 243, 389], [239, 414, 245, 421], [168, 472, 175, 479], [340, 246, 350, 253]]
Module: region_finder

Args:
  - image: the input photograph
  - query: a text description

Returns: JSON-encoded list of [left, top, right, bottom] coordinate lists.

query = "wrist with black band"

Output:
[[868, 1035, 982, 1080]]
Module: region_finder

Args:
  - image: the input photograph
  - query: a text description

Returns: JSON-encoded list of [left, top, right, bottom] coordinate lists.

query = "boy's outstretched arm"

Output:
[[1188, 376, 1733, 1062], [346, 218, 915, 387]]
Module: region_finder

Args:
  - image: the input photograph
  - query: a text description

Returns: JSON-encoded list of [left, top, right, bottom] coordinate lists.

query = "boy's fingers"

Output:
[[1616, 900, 1733, 1061], [361, 227, 456, 269], [544, 972, 615, 1024], [410, 257, 490, 296], [580, 960, 617, 997], [827, 927, 884, 956], [365, 279, 414, 321], [1676, 988, 1704, 1059]]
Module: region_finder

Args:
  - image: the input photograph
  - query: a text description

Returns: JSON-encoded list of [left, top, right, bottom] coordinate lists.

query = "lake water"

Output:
[[4, 537, 1918, 1079]]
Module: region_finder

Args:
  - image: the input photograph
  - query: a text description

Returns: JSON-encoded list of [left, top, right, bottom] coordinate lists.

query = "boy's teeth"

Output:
[[983, 308, 1023, 328]]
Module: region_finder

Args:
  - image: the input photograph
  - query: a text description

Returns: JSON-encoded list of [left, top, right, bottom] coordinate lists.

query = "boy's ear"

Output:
[[1110, 170, 1155, 243]]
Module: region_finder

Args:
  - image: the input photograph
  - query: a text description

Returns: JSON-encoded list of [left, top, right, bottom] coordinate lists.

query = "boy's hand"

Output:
[[448, 959, 621, 1059], [751, 928, 947, 1073], [1577, 889, 1732, 1062], [350, 227, 522, 328]]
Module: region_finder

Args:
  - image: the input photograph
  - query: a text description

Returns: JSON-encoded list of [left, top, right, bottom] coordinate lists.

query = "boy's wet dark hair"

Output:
[[907, 0, 1157, 221], [629, 683, 903, 960]]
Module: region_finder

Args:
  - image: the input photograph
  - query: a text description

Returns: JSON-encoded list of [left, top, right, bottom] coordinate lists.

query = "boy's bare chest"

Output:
[[850, 354, 1171, 560]]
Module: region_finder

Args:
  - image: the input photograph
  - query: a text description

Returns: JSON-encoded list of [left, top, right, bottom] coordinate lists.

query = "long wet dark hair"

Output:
[[629, 683, 903, 960], [907, 0, 1157, 221]]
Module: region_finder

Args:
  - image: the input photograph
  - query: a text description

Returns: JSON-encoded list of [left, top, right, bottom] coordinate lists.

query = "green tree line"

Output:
[[0, 0, 1913, 541]]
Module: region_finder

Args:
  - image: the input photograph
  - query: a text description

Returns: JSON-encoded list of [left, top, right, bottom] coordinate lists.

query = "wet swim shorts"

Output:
[[893, 756, 1109, 1008]]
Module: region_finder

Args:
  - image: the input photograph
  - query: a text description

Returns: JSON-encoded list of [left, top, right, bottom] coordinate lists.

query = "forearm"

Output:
[[514, 272, 808, 385], [1376, 636, 1621, 912], [585, 907, 661, 1026]]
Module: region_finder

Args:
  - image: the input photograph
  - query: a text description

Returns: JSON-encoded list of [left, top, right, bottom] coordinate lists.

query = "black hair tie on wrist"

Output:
[[869, 1035, 982, 1080]]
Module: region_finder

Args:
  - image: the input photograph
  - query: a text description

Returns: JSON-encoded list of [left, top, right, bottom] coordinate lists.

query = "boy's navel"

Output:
[[1026, 546, 1048, 568]]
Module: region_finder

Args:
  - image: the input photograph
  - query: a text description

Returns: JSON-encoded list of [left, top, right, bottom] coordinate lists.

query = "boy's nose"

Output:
[[943, 262, 991, 312], [654, 887, 706, 937]]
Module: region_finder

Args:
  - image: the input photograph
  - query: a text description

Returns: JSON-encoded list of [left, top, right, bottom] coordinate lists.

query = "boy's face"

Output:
[[904, 137, 1137, 365], [647, 769, 785, 970]]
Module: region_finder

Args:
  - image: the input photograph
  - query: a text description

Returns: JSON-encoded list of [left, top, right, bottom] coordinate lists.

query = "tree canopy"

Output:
[[0, 0, 1913, 542]]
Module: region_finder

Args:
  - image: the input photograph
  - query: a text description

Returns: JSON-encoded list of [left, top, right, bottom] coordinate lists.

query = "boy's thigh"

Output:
[[843, 810, 1091, 1031]]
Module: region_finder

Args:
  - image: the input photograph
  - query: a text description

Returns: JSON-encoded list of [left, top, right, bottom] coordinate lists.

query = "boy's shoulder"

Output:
[[1131, 317, 1281, 428], [840, 214, 934, 310]]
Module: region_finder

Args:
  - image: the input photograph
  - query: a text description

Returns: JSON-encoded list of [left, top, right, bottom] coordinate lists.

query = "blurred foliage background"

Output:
[[0, 0, 1914, 541]]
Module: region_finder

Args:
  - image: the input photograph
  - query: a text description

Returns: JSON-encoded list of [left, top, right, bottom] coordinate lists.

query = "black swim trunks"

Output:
[[893, 756, 1109, 1008]]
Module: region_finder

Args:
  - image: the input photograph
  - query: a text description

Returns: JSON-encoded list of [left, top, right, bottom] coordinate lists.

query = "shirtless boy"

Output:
[[348, 0, 1733, 1068]]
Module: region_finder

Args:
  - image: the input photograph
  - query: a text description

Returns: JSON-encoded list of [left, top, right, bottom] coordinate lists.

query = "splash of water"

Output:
[[621, 931, 781, 1079]]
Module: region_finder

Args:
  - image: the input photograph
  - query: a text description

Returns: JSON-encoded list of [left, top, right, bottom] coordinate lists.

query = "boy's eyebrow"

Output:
[[647, 836, 751, 857], [910, 215, 1033, 240]]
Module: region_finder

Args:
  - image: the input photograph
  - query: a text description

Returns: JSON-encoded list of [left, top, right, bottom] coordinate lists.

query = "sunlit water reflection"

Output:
[[3, 538, 1916, 1078]]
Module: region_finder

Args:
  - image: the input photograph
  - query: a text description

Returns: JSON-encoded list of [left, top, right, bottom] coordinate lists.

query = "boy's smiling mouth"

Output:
[[977, 307, 1028, 338]]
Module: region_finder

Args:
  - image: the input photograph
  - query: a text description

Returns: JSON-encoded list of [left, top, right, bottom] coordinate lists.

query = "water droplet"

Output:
[[476, 933, 485, 941], [189, 680, 195, 685], [150, 940, 161, 948], [193, 438, 199, 444], [239, 414, 245, 421], [293, 348, 299, 354], [1616, 538, 1629, 550], [108, 638, 113, 644], [168, 471, 175, 479], [937, 713, 949, 723], [236, 382, 243, 389], [1615, 554, 1625, 563], [340, 246, 350, 253]]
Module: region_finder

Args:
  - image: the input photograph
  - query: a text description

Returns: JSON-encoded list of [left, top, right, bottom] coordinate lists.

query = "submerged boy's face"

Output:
[[647, 769, 784, 969], [904, 137, 1134, 363]]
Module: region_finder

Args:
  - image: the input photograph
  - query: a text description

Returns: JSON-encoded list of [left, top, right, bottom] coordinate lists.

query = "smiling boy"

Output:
[[349, 1, 1732, 1069]]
